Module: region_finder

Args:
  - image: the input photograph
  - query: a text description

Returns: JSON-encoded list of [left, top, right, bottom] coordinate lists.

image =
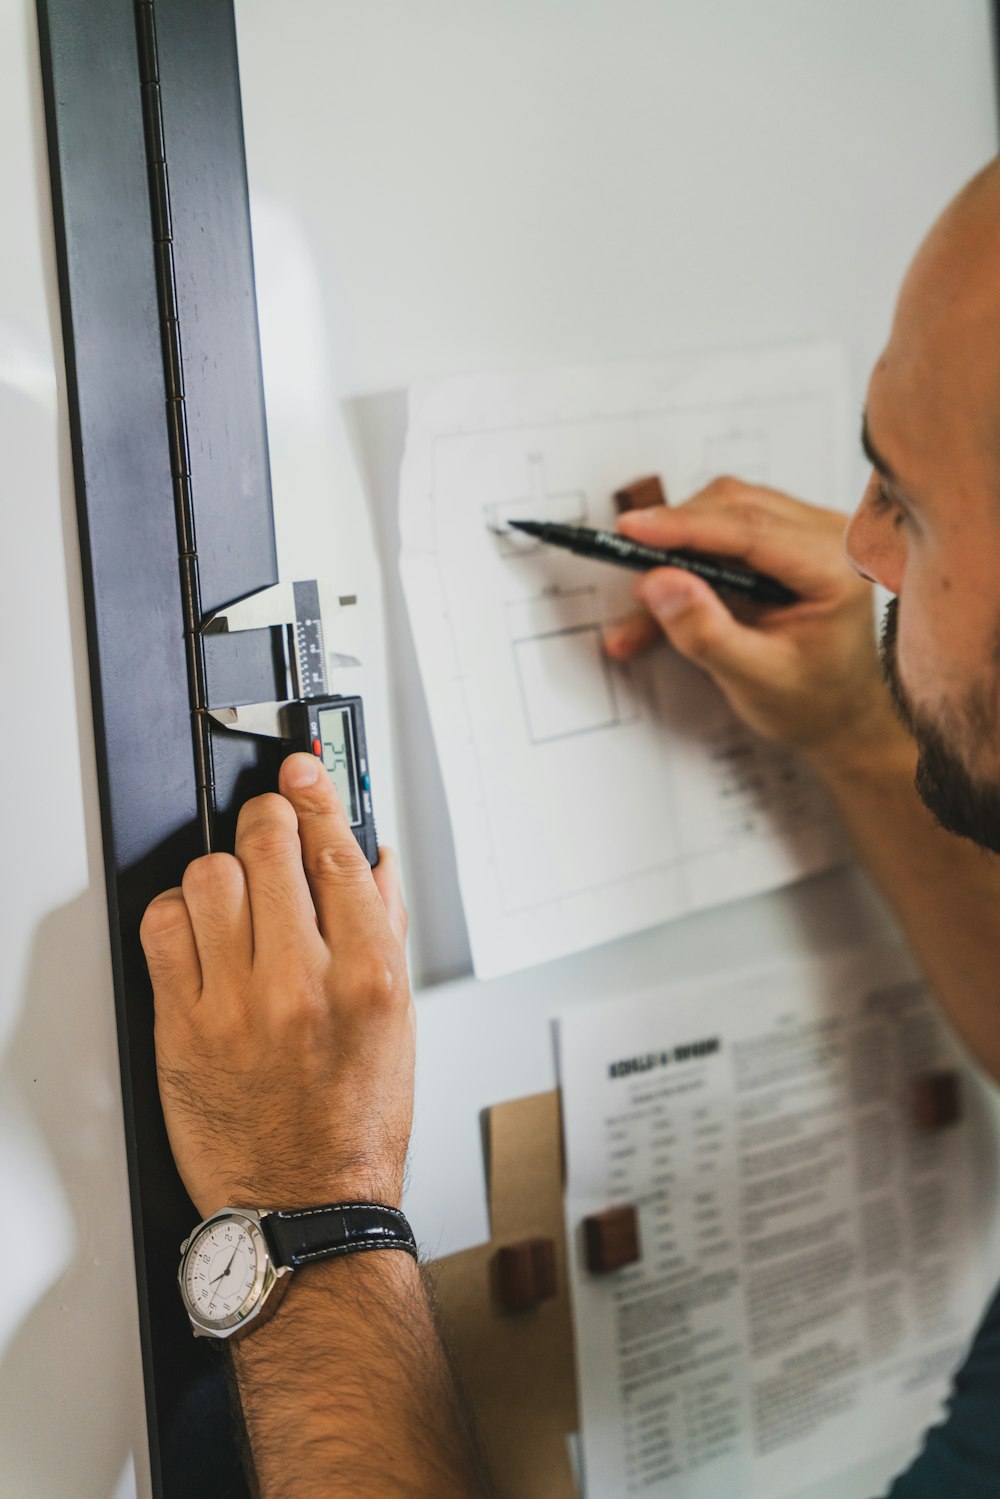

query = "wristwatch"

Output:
[[177, 1201, 418, 1340]]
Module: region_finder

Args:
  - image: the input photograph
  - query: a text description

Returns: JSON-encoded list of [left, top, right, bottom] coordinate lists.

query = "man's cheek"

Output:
[[895, 597, 942, 717]]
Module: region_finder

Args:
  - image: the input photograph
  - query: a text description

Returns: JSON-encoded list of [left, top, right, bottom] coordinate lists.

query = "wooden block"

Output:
[[583, 1205, 641, 1273], [613, 474, 667, 513], [913, 1070, 962, 1132], [495, 1237, 558, 1313]]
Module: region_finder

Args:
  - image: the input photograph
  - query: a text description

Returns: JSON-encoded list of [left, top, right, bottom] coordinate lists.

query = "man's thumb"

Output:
[[637, 567, 759, 682]]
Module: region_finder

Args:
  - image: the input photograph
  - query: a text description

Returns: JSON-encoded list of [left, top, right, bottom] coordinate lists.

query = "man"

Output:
[[141, 156, 1000, 1497]]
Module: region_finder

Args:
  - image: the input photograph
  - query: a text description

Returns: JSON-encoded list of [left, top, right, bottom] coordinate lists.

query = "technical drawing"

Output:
[[512, 630, 638, 747], [695, 427, 769, 489], [488, 491, 588, 556], [514, 626, 614, 742], [504, 584, 640, 744], [485, 451, 588, 556], [399, 344, 853, 976]]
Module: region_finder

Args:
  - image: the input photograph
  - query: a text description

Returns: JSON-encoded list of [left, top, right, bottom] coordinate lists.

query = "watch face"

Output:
[[180, 1213, 269, 1334]]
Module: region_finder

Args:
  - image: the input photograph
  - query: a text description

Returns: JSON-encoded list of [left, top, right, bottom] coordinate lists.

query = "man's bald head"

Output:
[[848, 154, 1000, 852], [903, 156, 1000, 316], [881, 157, 1000, 485]]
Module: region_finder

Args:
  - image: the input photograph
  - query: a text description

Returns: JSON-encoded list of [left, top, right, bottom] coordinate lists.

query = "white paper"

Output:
[[399, 344, 853, 978], [557, 948, 986, 1499]]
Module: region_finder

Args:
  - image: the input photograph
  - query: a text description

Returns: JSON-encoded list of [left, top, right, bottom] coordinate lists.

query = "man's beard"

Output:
[[879, 597, 1000, 853]]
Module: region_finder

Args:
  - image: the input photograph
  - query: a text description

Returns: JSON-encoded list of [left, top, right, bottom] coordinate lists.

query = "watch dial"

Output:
[[184, 1219, 264, 1326]]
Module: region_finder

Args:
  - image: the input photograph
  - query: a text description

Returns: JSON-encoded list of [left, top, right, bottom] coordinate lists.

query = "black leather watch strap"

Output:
[[261, 1202, 417, 1270]]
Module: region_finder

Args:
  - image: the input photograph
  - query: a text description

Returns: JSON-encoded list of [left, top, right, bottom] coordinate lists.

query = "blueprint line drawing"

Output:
[[513, 623, 638, 744], [694, 426, 769, 489], [400, 345, 854, 978], [485, 452, 589, 556], [504, 582, 641, 744], [487, 491, 588, 556]]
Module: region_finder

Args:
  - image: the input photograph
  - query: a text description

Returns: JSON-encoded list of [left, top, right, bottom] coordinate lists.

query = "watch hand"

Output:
[[209, 1248, 239, 1288]]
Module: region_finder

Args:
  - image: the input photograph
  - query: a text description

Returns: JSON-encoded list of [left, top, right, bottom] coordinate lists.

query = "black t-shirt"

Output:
[[884, 1280, 1000, 1497]]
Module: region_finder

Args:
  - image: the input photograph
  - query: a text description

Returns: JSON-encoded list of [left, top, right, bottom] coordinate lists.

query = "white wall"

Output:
[[0, 4, 150, 1497], [233, 0, 996, 399]]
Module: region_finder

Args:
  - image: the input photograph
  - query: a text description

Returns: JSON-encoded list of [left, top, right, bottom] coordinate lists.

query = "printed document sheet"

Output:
[[399, 344, 853, 977], [557, 948, 987, 1499]]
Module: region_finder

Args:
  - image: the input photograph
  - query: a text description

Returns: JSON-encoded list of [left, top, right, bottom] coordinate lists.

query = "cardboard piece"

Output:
[[425, 1090, 579, 1499]]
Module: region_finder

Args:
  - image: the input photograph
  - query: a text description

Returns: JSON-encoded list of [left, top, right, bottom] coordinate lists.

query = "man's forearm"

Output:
[[230, 1252, 489, 1499], [811, 720, 1000, 1081]]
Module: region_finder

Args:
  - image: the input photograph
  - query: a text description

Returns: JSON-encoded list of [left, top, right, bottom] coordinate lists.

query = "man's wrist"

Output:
[[226, 1227, 490, 1499], [192, 1170, 407, 1225], [229, 1249, 422, 1372]]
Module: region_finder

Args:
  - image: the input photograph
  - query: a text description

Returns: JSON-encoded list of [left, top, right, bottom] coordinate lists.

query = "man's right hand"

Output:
[[603, 477, 899, 771]]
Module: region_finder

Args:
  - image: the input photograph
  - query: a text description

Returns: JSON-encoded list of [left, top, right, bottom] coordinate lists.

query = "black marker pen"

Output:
[[506, 520, 797, 608]]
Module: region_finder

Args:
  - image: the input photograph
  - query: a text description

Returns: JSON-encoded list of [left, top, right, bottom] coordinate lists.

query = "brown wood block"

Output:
[[583, 1204, 641, 1273], [613, 474, 667, 513], [913, 1070, 962, 1132], [495, 1237, 558, 1313]]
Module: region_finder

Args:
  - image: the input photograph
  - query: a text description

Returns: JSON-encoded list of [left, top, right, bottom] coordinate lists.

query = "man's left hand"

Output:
[[140, 753, 414, 1219]]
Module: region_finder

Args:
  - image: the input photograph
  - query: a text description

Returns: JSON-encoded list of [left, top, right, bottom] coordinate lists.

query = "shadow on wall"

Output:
[[0, 884, 250, 1499], [0, 888, 147, 1499], [345, 387, 474, 989], [0, 12, 151, 1485]]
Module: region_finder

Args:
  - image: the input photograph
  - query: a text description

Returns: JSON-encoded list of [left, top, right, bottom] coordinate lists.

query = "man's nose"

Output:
[[844, 474, 905, 595]]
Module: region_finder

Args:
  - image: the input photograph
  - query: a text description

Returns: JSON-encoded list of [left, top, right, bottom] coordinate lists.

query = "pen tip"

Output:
[[486, 518, 534, 536]]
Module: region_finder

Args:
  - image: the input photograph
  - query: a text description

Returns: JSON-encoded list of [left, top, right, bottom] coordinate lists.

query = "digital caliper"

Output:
[[201, 579, 378, 865]]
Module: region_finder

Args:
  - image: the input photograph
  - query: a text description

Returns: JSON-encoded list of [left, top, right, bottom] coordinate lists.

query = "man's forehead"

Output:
[[895, 162, 1000, 342], [871, 197, 1000, 502]]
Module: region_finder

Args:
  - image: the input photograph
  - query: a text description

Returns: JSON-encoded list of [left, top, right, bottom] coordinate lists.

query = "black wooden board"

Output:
[[36, 0, 286, 1492]]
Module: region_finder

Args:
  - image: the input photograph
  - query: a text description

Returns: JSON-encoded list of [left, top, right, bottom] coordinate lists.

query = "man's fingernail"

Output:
[[642, 577, 692, 621], [284, 753, 321, 787]]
